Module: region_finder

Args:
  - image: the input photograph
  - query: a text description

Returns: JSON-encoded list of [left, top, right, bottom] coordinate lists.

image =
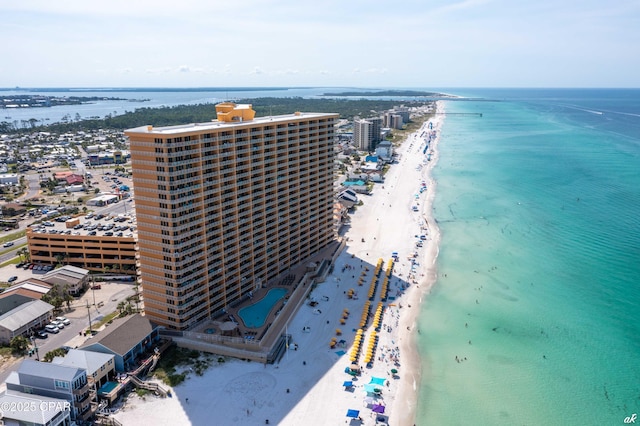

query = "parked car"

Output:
[[44, 324, 60, 334], [91, 284, 101, 290], [56, 316, 71, 326], [8, 276, 18, 283], [36, 331, 48, 339], [50, 320, 64, 329]]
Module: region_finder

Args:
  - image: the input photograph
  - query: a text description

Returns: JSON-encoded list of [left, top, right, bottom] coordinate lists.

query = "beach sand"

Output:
[[112, 102, 443, 426]]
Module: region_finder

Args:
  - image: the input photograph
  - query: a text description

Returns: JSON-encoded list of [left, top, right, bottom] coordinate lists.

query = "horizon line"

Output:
[[1, 86, 639, 91]]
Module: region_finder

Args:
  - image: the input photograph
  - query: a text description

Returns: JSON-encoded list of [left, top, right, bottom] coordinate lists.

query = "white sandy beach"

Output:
[[113, 103, 443, 426]]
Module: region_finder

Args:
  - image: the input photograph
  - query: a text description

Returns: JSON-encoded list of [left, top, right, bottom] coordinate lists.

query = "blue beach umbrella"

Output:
[[346, 409, 360, 418]]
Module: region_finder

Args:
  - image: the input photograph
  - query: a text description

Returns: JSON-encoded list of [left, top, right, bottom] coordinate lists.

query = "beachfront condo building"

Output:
[[126, 103, 338, 330], [353, 117, 382, 151]]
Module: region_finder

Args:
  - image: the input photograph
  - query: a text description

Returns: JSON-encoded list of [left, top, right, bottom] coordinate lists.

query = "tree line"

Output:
[[0, 97, 432, 134]]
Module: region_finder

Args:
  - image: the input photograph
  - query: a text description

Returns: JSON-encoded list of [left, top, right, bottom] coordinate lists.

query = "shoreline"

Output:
[[112, 102, 444, 426], [389, 101, 443, 426]]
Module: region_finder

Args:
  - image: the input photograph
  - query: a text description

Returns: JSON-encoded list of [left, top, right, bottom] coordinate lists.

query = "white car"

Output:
[[50, 320, 64, 329], [45, 324, 60, 334], [56, 316, 71, 326]]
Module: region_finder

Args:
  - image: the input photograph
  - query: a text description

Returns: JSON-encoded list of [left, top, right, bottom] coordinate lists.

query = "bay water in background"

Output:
[[0, 87, 343, 125], [417, 89, 640, 425]]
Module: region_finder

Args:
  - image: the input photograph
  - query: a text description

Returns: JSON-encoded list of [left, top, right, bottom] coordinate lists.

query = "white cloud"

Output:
[[0, 0, 637, 87]]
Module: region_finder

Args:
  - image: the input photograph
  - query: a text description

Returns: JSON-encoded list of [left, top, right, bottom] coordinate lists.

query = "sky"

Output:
[[1, 0, 639, 88]]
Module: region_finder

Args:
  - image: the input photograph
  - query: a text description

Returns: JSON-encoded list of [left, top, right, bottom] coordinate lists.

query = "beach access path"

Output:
[[112, 103, 443, 426]]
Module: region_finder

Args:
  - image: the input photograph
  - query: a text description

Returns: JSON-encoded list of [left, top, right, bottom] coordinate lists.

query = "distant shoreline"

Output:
[[322, 90, 455, 97], [0, 87, 297, 93], [0, 95, 148, 109]]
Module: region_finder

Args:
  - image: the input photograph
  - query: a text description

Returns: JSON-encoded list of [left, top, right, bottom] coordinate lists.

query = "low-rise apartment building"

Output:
[[6, 359, 93, 422], [0, 299, 54, 344]]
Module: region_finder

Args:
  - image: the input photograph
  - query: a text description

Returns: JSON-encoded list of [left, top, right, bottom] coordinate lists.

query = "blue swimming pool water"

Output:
[[238, 288, 288, 328], [98, 381, 119, 394]]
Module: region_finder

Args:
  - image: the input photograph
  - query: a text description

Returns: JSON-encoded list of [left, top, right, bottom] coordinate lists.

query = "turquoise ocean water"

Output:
[[417, 89, 640, 425]]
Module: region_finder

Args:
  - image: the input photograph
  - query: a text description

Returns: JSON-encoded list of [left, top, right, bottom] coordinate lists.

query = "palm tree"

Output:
[[17, 248, 26, 263], [62, 284, 73, 311], [55, 252, 68, 267], [17, 247, 30, 263]]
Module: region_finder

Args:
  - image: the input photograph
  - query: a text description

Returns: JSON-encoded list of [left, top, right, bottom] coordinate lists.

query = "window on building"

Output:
[[54, 379, 69, 389]]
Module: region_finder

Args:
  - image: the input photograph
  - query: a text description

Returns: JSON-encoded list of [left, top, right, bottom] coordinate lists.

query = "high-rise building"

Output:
[[383, 111, 404, 129], [353, 117, 382, 151], [125, 103, 338, 330]]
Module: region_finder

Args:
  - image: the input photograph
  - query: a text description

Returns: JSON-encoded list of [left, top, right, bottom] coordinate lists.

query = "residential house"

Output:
[[5, 359, 93, 421], [52, 349, 115, 390], [80, 314, 160, 372], [337, 189, 358, 209], [52, 349, 116, 405], [375, 140, 394, 162], [0, 390, 72, 426]]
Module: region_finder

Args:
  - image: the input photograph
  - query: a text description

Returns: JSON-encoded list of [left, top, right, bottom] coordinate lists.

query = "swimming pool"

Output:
[[98, 381, 119, 394], [238, 288, 287, 328]]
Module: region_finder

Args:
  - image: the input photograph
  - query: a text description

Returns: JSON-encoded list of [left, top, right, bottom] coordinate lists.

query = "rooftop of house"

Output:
[[16, 359, 85, 383], [52, 348, 115, 375], [0, 299, 54, 331], [0, 390, 70, 424], [80, 313, 156, 357]]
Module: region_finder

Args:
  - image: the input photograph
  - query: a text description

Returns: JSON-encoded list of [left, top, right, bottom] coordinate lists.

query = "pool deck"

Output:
[[187, 240, 342, 359]]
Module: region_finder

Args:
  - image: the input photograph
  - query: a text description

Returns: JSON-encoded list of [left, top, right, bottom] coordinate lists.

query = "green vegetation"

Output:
[[1, 98, 434, 134], [153, 346, 212, 387], [387, 113, 434, 145], [322, 90, 447, 97], [0, 230, 26, 246], [135, 388, 150, 398], [43, 348, 68, 362], [85, 310, 121, 335], [41, 284, 73, 312], [10, 336, 30, 355]]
